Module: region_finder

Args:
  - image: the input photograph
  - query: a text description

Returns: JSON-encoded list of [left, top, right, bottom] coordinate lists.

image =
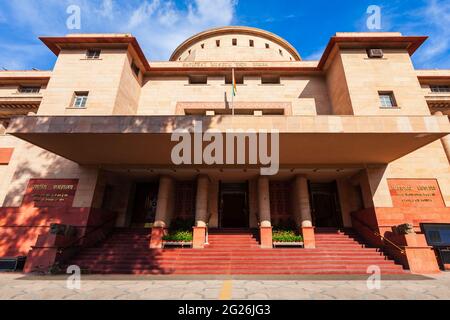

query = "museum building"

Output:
[[0, 26, 450, 275]]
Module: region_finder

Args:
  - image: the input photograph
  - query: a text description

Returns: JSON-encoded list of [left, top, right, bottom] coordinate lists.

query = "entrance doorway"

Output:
[[219, 182, 249, 229], [309, 182, 343, 228], [131, 183, 159, 226]]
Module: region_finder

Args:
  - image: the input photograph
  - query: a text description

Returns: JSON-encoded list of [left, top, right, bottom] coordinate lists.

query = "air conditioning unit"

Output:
[[367, 48, 384, 58]]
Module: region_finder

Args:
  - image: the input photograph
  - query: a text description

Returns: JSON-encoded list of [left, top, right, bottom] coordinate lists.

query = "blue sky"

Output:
[[0, 0, 449, 70]]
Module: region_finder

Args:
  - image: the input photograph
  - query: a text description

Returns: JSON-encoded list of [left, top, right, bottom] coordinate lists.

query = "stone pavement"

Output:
[[1, 272, 450, 300]]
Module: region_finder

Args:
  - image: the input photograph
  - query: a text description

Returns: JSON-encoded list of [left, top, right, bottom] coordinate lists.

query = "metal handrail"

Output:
[[352, 215, 406, 255], [57, 216, 117, 253]]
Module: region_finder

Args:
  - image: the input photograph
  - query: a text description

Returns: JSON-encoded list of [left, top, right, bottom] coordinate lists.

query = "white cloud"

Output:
[[0, 0, 238, 69], [410, 0, 450, 67], [97, 0, 114, 18], [127, 0, 161, 29], [353, 1, 450, 69], [0, 43, 48, 70]]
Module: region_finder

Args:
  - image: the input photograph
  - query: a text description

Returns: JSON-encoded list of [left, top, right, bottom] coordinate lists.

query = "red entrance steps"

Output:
[[65, 227, 406, 275]]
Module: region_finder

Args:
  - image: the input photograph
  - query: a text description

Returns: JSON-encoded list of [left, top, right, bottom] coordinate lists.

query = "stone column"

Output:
[[257, 176, 272, 248], [150, 175, 174, 249], [435, 111, 450, 162], [293, 175, 315, 248], [193, 175, 209, 248]]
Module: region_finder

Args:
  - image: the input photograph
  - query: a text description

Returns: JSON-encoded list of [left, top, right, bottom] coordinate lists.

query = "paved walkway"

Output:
[[1, 273, 450, 300]]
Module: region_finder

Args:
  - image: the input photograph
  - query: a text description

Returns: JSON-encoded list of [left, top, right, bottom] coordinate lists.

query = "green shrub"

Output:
[[272, 230, 303, 243], [163, 230, 193, 242]]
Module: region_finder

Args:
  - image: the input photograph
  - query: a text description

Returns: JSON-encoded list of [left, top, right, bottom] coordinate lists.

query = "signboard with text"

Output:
[[23, 179, 79, 208], [388, 179, 445, 208]]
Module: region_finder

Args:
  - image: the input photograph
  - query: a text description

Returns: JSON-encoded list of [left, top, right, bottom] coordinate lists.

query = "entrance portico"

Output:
[[94, 167, 365, 250]]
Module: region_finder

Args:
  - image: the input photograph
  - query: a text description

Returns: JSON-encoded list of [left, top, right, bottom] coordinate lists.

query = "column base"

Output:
[[193, 226, 207, 249], [260, 226, 273, 249], [149, 227, 167, 249], [301, 226, 316, 249]]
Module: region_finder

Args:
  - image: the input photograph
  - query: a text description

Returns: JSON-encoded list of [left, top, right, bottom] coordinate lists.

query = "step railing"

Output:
[[351, 215, 405, 255], [56, 216, 117, 263]]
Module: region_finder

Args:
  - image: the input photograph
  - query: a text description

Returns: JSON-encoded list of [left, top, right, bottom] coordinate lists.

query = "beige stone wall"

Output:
[[113, 52, 142, 115], [138, 75, 331, 116], [368, 141, 450, 207], [325, 52, 353, 115], [340, 49, 431, 116], [0, 134, 98, 208], [37, 48, 131, 116]]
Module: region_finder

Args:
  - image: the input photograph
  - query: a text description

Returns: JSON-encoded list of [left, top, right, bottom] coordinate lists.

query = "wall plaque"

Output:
[[388, 179, 445, 208], [23, 179, 79, 207]]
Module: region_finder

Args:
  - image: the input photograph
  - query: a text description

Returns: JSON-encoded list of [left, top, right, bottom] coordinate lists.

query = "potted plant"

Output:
[[272, 230, 303, 245], [272, 220, 304, 247], [162, 218, 194, 248]]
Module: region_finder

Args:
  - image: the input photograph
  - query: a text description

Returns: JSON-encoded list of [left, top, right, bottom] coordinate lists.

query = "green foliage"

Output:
[[272, 230, 303, 243], [163, 230, 193, 242]]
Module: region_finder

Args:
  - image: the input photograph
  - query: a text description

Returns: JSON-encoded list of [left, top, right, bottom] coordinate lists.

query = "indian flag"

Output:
[[232, 68, 237, 97]]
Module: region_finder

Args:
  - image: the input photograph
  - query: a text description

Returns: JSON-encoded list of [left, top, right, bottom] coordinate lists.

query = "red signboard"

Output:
[[388, 179, 445, 208], [23, 179, 79, 207]]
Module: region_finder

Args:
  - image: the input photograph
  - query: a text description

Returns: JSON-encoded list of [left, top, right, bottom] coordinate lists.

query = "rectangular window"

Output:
[[249, 39, 254, 47], [378, 91, 397, 108], [18, 86, 41, 94], [189, 75, 208, 85], [261, 75, 281, 85], [86, 49, 101, 59], [72, 92, 89, 108], [265, 43, 270, 49], [131, 61, 140, 77], [216, 40, 220, 47], [430, 85, 450, 93], [232, 38, 237, 46]]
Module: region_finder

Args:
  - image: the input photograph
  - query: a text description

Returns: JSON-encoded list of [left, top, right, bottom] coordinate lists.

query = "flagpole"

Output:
[[231, 68, 235, 117]]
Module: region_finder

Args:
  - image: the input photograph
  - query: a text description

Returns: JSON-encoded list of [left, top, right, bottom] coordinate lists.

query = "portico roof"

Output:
[[7, 115, 450, 167]]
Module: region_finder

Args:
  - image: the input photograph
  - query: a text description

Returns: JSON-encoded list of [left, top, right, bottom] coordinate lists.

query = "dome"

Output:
[[170, 26, 301, 62]]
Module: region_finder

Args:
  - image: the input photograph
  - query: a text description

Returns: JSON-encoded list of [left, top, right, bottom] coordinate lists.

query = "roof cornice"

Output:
[[39, 35, 151, 71], [317, 35, 428, 69]]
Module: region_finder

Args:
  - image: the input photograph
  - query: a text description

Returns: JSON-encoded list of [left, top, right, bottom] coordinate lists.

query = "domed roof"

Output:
[[170, 26, 301, 62]]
